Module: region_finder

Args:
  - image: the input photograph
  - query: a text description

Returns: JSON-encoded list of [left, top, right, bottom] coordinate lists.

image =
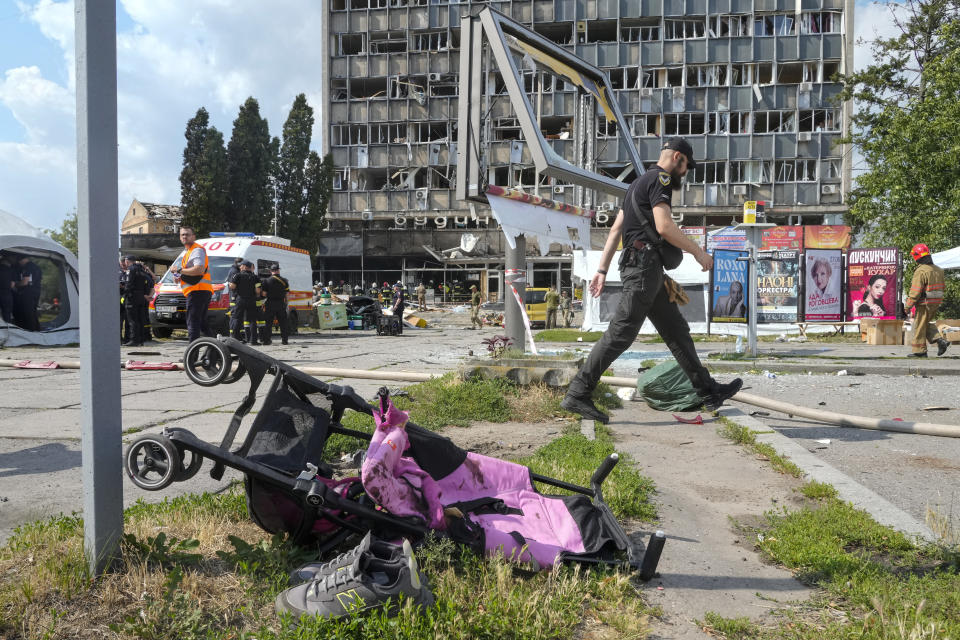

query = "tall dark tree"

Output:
[[179, 107, 210, 221], [226, 97, 273, 233], [180, 126, 228, 236], [275, 94, 314, 240], [299, 151, 335, 256], [840, 0, 960, 317], [267, 135, 281, 233]]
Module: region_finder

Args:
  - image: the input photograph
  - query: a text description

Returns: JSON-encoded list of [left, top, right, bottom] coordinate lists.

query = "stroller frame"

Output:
[[124, 337, 654, 570]]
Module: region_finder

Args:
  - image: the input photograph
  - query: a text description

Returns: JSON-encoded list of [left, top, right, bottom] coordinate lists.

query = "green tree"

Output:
[[840, 1, 960, 316], [44, 210, 78, 256], [179, 107, 229, 236], [299, 151, 334, 256], [275, 94, 314, 241], [226, 97, 274, 233]]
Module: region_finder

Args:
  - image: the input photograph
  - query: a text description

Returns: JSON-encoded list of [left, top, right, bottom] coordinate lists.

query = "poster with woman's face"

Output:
[[846, 248, 899, 320], [804, 249, 843, 321]]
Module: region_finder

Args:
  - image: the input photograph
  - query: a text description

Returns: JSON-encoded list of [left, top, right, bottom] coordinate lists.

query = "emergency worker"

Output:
[[545, 286, 560, 329], [416, 281, 426, 311], [229, 260, 263, 345], [560, 290, 573, 328], [905, 243, 950, 357], [561, 138, 743, 423], [122, 255, 152, 346], [118, 258, 129, 342], [391, 283, 406, 335], [137, 260, 156, 341], [261, 263, 290, 345], [169, 226, 214, 342], [381, 281, 392, 305], [469, 284, 483, 329], [225, 257, 244, 340]]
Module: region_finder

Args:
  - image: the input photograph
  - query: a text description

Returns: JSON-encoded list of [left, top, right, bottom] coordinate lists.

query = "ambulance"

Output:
[[149, 232, 314, 338]]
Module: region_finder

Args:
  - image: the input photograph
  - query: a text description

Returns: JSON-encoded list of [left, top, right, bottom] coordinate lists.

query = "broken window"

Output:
[[801, 12, 842, 34], [333, 168, 348, 190], [370, 33, 407, 54], [338, 33, 366, 55], [823, 158, 842, 179], [370, 123, 406, 144], [730, 160, 771, 183], [664, 19, 705, 40], [689, 161, 726, 184], [331, 124, 368, 145], [412, 31, 449, 51], [712, 15, 749, 37], [686, 65, 728, 87], [798, 109, 842, 132], [631, 114, 659, 136]]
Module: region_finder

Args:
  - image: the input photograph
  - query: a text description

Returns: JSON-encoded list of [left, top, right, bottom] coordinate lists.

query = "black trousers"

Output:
[[185, 290, 213, 343], [1, 292, 14, 324], [14, 293, 40, 331], [125, 299, 146, 345], [233, 297, 261, 343], [567, 247, 713, 399], [261, 301, 288, 343]]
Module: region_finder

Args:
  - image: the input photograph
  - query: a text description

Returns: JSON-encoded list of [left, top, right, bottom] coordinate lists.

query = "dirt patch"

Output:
[[908, 455, 960, 472], [439, 419, 572, 459]]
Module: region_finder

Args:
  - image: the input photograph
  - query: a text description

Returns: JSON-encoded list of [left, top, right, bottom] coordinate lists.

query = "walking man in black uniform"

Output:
[[561, 138, 743, 423], [391, 283, 406, 335], [122, 255, 152, 346], [229, 261, 263, 345], [261, 263, 289, 345]]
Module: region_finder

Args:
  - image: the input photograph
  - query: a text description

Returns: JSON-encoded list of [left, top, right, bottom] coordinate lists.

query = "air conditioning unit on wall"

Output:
[[821, 184, 838, 195], [599, 202, 615, 211], [732, 184, 748, 196], [428, 73, 442, 82], [640, 87, 654, 97], [415, 188, 429, 200], [360, 210, 374, 221], [798, 131, 812, 142], [799, 82, 813, 92], [553, 185, 567, 194]]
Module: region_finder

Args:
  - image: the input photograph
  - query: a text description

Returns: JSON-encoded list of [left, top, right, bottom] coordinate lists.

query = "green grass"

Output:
[[800, 481, 839, 500], [533, 329, 603, 342], [716, 417, 804, 478]]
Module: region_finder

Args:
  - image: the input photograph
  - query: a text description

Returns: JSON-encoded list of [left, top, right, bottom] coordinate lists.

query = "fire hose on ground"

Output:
[[2, 359, 959, 439]]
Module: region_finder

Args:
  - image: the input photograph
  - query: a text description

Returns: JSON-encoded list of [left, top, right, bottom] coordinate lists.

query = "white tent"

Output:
[[1, 208, 80, 346], [932, 246, 960, 270]]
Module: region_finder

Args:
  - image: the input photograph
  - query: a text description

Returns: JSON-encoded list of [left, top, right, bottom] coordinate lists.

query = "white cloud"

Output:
[[0, 66, 75, 144], [854, 1, 905, 71]]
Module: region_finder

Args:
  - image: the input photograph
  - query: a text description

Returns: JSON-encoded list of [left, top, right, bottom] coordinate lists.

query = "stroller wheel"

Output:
[[175, 443, 203, 481], [221, 359, 247, 385], [125, 434, 180, 490], [183, 338, 232, 387]]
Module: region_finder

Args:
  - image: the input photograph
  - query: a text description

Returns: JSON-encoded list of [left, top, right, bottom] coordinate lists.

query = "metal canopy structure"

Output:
[[456, 8, 642, 205]]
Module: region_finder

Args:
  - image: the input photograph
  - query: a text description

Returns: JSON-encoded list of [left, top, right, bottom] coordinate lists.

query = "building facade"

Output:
[[120, 200, 183, 236], [319, 0, 854, 297]]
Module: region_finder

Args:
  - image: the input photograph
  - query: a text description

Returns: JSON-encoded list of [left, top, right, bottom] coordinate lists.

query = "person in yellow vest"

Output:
[[469, 284, 483, 329], [905, 243, 950, 358], [544, 286, 560, 329], [169, 226, 214, 342]]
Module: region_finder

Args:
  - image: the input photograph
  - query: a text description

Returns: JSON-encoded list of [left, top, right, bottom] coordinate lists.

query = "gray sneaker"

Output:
[[288, 532, 410, 585], [275, 548, 434, 620]]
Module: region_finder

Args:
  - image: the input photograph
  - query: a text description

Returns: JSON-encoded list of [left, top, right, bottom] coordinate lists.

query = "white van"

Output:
[[149, 232, 313, 338]]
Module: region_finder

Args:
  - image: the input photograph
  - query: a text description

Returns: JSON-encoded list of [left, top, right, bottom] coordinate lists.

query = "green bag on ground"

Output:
[[636, 360, 702, 411]]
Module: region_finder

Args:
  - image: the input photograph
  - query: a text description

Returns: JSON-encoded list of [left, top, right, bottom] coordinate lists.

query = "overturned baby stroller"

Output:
[[123, 337, 662, 571]]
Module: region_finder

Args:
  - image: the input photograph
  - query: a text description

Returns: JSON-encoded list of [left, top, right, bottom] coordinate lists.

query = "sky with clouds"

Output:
[[1, 0, 901, 232]]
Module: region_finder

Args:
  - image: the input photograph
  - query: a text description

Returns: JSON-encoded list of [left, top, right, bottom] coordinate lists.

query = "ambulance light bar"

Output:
[[208, 232, 255, 237]]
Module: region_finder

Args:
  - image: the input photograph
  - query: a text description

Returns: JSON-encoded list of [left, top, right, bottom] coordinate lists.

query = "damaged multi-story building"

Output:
[[316, 0, 854, 302]]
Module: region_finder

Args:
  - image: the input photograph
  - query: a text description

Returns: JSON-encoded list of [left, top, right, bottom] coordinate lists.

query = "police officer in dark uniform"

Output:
[[122, 255, 152, 346], [118, 258, 129, 342], [0, 252, 16, 324], [391, 283, 405, 335], [225, 257, 244, 340], [561, 138, 743, 423], [261, 263, 290, 345], [229, 260, 262, 345]]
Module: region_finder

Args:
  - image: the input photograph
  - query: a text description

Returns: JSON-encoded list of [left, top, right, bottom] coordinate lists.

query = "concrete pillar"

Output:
[[504, 235, 526, 351]]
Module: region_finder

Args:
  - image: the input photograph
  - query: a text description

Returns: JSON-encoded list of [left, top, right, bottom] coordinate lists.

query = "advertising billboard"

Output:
[[846, 248, 899, 320], [761, 226, 804, 251], [804, 225, 852, 249], [710, 249, 749, 323], [803, 249, 844, 321], [756, 250, 799, 323]]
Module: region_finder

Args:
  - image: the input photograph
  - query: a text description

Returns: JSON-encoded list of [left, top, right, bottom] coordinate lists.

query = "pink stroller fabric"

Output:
[[362, 397, 602, 567]]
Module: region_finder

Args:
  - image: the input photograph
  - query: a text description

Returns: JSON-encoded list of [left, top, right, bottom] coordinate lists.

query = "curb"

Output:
[[718, 407, 937, 543], [706, 360, 960, 377]]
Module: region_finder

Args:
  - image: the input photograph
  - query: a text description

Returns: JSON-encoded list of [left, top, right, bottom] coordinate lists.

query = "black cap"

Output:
[[241, 260, 254, 268], [234, 257, 243, 264], [123, 255, 137, 262], [661, 137, 696, 170], [270, 263, 280, 271]]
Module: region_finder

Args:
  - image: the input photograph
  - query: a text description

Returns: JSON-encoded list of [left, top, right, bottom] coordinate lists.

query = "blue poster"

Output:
[[710, 249, 749, 323]]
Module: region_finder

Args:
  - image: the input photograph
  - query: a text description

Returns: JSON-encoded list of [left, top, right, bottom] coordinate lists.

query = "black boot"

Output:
[[561, 394, 610, 424], [907, 351, 927, 358], [937, 339, 950, 356], [699, 378, 744, 411]]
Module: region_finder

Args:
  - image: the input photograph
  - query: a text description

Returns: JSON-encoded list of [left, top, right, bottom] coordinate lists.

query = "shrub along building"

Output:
[[320, 0, 855, 302]]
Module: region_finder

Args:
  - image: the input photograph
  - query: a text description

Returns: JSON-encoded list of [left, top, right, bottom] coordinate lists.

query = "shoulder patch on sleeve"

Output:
[[658, 172, 671, 187]]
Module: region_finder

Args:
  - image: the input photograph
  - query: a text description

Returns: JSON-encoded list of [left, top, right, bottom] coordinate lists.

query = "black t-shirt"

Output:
[[19, 261, 42, 296], [124, 265, 152, 297], [621, 164, 674, 249], [262, 274, 289, 301], [0, 263, 14, 294], [232, 271, 260, 299]]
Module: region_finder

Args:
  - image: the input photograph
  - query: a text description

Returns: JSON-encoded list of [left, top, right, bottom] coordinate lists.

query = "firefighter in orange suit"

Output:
[[905, 243, 949, 358]]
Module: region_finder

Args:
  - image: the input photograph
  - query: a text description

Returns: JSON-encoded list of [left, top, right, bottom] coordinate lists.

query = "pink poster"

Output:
[[846, 248, 899, 321]]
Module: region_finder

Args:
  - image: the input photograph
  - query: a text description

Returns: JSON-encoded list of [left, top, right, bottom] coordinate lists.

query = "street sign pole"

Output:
[[76, 0, 123, 575]]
